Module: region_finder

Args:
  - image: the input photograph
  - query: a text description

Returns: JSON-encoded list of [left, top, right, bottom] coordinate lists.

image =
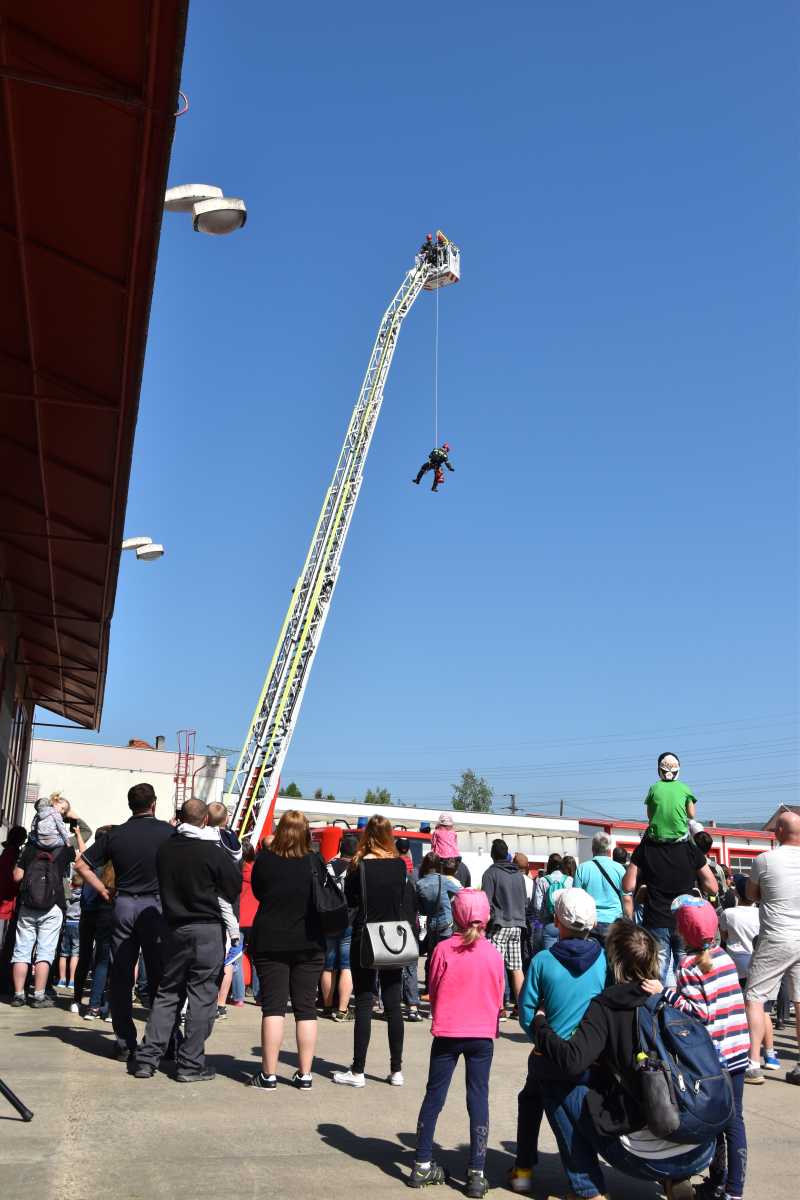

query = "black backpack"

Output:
[[20, 850, 62, 911]]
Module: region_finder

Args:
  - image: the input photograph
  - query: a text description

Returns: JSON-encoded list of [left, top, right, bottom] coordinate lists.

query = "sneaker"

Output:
[[65, 981, 74, 991], [30, 994, 55, 1008], [176, 1067, 216, 1083], [292, 1070, 313, 1090], [102, 1012, 113, 1022], [406, 1008, 424, 1023], [249, 1070, 277, 1090], [331, 1009, 354, 1023], [230, 999, 245, 1008], [216, 1005, 228, 1020], [56, 979, 67, 988], [69, 1002, 79, 1014], [224, 943, 243, 969], [744, 1064, 764, 1085], [763, 1050, 781, 1070], [508, 1167, 534, 1194], [465, 1169, 489, 1199], [10, 993, 26, 1007], [786, 1065, 800, 1086], [83, 1008, 101, 1021], [332, 1069, 366, 1088], [388, 1071, 404, 1086], [408, 1162, 447, 1188], [132, 1063, 155, 1079], [693, 1182, 725, 1200]]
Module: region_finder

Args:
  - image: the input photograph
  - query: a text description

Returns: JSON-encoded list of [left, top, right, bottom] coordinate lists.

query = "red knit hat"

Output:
[[675, 899, 718, 949]]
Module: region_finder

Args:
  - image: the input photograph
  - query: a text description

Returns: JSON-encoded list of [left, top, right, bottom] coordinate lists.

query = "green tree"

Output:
[[364, 787, 391, 806], [281, 781, 302, 798], [326, 793, 336, 803], [451, 769, 493, 813]]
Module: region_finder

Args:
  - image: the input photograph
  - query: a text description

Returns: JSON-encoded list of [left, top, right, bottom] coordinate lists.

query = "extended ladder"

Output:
[[230, 236, 461, 841]]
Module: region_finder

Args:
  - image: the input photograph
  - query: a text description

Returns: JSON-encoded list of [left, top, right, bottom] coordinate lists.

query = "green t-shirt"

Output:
[[644, 780, 696, 841]]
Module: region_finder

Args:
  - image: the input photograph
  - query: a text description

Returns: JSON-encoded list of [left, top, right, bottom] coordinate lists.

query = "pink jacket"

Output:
[[429, 933, 505, 1039], [431, 826, 459, 859]]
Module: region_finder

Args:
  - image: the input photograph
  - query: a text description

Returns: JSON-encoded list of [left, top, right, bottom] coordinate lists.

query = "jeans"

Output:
[[402, 961, 420, 1008], [541, 922, 559, 951], [324, 927, 352, 971], [351, 949, 403, 1074], [541, 1080, 714, 1198], [709, 1069, 746, 1198], [230, 953, 246, 1002], [515, 1051, 546, 1167], [73, 909, 100, 1004], [89, 927, 112, 1011], [649, 925, 684, 986], [416, 1037, 494, 1170], [110, 894, 167, 1051]]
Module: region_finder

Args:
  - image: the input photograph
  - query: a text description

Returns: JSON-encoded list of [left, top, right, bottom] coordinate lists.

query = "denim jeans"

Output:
[[540, 1080, 714, 1198], [416, 1037, 493, 1170], [402, 961, 420, 1007], [230, 953, 246, 1002], [709, 1069, 746, 1197], [649, 925, 684, 986], [89, 929, 112, 1011]]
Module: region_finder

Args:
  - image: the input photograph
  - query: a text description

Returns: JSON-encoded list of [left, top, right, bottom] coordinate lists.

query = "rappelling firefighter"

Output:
[[412, 443, 455, 492]]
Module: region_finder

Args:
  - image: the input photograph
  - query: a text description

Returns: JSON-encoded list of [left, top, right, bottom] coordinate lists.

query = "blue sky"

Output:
[[44, 2, 798, 825]]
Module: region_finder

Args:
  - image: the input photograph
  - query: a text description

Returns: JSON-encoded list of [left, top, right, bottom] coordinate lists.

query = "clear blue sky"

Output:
[[43, 2, 799, 826]]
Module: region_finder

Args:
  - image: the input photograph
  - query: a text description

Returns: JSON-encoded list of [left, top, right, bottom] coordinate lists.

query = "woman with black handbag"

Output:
[[332, 815, 417, 1089], [248, 810, 326, 1091]]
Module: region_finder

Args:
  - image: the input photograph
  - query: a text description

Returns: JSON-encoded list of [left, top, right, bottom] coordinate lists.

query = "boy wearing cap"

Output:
[[510, 889, 607, 1194], [643, 751, 698, 843]]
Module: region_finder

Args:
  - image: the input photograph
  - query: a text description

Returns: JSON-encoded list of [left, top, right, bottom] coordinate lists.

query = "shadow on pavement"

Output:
[[14, 1025, 118, 1060], [318, 1123, 412, 1182]]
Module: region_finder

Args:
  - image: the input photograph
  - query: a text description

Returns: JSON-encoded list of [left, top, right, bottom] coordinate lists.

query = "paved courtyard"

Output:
[[2, 998, 799, 1199]]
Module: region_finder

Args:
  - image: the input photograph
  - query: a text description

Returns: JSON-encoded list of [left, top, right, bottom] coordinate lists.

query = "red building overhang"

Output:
[[0, 4, 188, 726]]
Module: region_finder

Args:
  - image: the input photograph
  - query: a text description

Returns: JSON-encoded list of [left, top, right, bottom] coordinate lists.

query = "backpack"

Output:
[[634, 994, 733, 1141], [20, 850, 62, 912], [311, 857, 349, 935], [544, 872, 568, 918]]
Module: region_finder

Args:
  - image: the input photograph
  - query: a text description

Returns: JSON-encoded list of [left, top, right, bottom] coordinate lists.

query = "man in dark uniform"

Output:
[[419, 233, 436, 264], [76, 782, 173, 1060], [412, 443, 455, 491]]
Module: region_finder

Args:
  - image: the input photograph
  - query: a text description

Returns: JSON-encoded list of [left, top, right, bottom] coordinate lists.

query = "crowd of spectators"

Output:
[[1, 751, 798, 1200]]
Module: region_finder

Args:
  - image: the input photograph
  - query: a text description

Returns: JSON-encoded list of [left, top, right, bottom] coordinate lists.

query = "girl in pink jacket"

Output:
[[409, 889, 505, 1197]]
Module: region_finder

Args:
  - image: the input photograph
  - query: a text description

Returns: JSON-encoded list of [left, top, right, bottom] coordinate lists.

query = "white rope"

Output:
[[433, 279, 439, 446]]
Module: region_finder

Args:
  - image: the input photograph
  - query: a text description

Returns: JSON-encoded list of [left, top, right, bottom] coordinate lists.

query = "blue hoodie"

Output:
[[519, 937, 607, 1041]]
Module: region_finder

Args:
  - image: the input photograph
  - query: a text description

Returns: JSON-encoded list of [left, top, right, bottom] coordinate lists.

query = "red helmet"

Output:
[[426, 233, 433, 241], [442, 442, 450, 451]]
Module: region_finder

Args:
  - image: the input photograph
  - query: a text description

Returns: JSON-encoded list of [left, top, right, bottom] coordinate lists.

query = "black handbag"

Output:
[[311, 856, 349, 935]]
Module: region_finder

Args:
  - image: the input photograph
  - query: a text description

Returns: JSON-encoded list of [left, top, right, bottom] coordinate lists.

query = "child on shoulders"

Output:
[[643, 751, 697, 843]]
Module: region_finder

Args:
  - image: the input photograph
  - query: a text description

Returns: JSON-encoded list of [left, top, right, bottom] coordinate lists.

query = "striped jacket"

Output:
[[664, 945, 749, 1073]]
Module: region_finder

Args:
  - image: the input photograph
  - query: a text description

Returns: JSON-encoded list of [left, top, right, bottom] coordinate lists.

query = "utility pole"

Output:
[[503, 793, 518, 816], [559, 798, 565, 817]]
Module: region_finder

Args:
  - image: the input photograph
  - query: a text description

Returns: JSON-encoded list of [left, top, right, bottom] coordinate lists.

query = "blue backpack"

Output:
[[634, 995, 733, 1141]]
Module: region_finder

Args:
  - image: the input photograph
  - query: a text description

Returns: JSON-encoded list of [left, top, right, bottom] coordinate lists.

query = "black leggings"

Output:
[[351, 958, 403, 1075]]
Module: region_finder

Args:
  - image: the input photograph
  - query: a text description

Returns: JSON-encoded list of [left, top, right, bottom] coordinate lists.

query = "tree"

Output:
[[364, 787, 391, 806], [451, 769, 493, 813], [280, 781, 302, 798], [313, 788, 323, 799]]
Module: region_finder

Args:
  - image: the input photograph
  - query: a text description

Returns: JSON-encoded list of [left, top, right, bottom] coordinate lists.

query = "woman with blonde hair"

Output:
[[332, 815, 417, 1088], [248, 810, 326, 1091]]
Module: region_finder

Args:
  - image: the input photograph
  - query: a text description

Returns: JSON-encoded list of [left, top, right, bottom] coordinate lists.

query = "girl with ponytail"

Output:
[[409, 889, 505, 1197]]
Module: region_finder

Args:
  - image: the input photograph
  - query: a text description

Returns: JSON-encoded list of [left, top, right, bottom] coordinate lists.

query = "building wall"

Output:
[[0, 611, 33, 835], [24, 739, 228, 840]]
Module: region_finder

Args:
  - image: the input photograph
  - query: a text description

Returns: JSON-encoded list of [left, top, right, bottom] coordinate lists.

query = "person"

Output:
[[623, 830, 718, 984], [0, 825, 26, 952], [530, 852, 566, 951], [333, 815, 417, 1088], [510, 889, 606, 1195], [612, 846, 629, 867], [693, 832, 733, 908], [56, 874, 83, 992], [718, 875, 781, 1070], [10, 820, 83, 1008], [481, 839, 528, 1009], [409, 889, 505, 1197], [72, 824, 114, 1015], [743, 810, 800, 1086], [419, 232, 436, 263], [75, 782, 174, 1060], [541, 854, 577, 951], [78, 862, 116, 1020], [320, 831, 358, 1021], [131, 798, 241, 1082], [431, 812, 459, 861], [533, 920, 716, 1200], [412, 444, 455, 491], [247, 810, 326, 1090], [574, 833, 625, 933], [643, 751, 697, 843], [237, 838, 259, 1001], [513, 853, 535, 967], [650, 898, 748, 1200], [29, 791, 73, 849], [453, 857, 472, 887], [417, 854, 461, 950], [395, 836, 416, 877]]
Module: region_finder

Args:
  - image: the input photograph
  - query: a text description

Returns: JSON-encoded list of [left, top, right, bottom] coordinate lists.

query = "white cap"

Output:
[[555, 887, 597, 933]]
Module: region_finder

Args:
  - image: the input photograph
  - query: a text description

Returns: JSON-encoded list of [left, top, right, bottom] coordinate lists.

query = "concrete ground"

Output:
[[1, 996, 799, 1199]]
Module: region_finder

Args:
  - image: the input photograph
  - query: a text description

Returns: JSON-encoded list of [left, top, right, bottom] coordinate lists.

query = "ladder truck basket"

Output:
[[421, 234, 460, 290]]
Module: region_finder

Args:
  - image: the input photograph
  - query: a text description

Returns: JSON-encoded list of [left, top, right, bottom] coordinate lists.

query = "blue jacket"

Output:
[[519, 937, 607, 1041]]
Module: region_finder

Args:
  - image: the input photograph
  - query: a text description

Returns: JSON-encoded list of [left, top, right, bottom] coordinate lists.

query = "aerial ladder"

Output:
[[230, 234, 461, 842]]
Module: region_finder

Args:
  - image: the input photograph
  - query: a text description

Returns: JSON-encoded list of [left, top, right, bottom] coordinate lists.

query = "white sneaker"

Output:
[[388, 1071, 404, 1086], [69, 1002, 79, 1014], [332, 1069, 366, 1088]]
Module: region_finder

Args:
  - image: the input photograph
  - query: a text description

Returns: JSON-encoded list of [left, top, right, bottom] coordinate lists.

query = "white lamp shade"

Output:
[[121, 536, 153, 551], [135, 543, 165, 561], [165, 184, 224, 213], [192, 197, 247, 235]]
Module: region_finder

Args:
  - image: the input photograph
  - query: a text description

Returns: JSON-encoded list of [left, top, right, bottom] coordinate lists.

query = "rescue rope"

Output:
[[433, 278, 439, 445]]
